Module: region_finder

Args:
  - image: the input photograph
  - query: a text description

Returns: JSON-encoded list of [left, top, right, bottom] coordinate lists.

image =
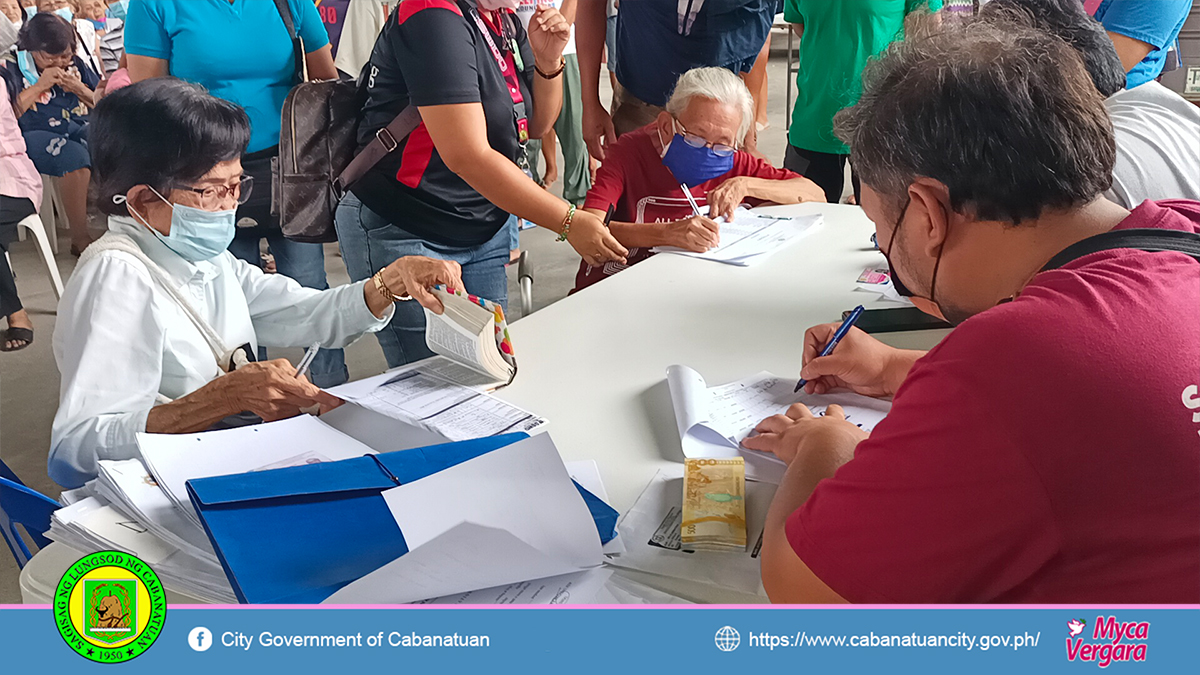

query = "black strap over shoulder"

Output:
[[272, 0, 306, 84], [1041, 228, 1200, 271]]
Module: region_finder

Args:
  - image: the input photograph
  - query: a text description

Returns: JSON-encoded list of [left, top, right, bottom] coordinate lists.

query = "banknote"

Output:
[[681, 458, 747, 552]]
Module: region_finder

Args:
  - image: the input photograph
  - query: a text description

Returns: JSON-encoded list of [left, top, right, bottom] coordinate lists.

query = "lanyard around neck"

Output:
[[468, 8, 530, 147]]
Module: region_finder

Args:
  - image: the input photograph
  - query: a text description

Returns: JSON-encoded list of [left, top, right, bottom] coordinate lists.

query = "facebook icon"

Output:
[[188, 627, 213, 652]]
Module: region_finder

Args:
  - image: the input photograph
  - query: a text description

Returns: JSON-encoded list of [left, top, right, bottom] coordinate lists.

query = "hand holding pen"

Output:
[[796, 309, 918, 398]]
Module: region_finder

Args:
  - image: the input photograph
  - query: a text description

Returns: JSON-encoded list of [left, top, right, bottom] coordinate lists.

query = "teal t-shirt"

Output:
[[125, 0, 330, 153], [784, 0, 942, 154]]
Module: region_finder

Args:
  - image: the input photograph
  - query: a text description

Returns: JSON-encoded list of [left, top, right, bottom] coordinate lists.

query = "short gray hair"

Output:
[[664, 67, 754, 146]]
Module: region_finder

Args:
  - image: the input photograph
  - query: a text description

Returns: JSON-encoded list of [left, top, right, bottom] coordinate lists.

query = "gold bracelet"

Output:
[[556, 204, 576, 242], [373, 269, 412, 301]]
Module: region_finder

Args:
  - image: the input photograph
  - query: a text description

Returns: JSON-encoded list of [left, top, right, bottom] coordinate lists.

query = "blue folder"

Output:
[[186, 433, 619, 604]]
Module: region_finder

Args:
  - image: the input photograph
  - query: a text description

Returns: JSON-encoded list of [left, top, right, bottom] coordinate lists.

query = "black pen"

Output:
[[603, 203, 615, 229]]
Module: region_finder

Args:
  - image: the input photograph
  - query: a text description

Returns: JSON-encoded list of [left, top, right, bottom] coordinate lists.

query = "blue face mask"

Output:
[[16, 50, 40, 87], [87, 18, 104, 29], [25, 6, 36, 19], [54, 7, 73, 22], [658, 121, 735, 188], [105, 0, 128, 21], [124, 188, 236, 263]]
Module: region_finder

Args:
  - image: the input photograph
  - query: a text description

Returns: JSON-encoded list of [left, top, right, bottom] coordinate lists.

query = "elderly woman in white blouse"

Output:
[[49, 79, 463, 488]]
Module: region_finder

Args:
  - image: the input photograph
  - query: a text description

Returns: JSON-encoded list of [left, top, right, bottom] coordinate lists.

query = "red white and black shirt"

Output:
[[351, 0, 535, 247]]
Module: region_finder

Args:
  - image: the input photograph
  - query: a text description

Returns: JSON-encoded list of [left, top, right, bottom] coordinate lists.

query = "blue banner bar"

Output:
[[3, 605, 1197, 673]]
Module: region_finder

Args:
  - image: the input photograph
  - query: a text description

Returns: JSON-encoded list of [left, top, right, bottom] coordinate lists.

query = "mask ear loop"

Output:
[[113, 187, 171, 231]]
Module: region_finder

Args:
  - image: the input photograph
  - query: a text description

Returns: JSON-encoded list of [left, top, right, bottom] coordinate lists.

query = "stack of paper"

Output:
[[94, 459, 216, 560], [47, 405, 452, 604], [327, 368, 548, 442], [667, 365, 892, 483], [47, 495, 237, 603], [653, 208, 822, 266], [137, 414, 380, 523]]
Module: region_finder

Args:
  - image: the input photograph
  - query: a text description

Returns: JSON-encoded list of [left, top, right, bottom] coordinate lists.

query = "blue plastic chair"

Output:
[[0, 476, 60, 569], [0, 457, 23, 485]]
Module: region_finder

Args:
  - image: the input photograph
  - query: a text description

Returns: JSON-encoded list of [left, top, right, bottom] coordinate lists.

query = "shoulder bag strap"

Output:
[[1041, 228, 1200, 271], [78, 233, 231, 366], [335, 106, 423, 194], [272, 0, 307, 84]]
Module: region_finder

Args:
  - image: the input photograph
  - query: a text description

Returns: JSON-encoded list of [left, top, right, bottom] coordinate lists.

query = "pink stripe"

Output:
[[9, 603, 1196, 610], [147, 603, 1200, 610]]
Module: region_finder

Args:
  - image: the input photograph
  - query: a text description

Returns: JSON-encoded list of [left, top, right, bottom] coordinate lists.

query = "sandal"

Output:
[[0, 327, 33, 352]]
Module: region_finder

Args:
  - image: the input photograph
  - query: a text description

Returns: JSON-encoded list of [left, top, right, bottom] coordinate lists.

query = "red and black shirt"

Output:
[[351, 0, 535, 247]]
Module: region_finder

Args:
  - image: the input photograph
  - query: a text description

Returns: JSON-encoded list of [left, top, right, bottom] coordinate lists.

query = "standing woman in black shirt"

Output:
[[336, 0, 626, 367]]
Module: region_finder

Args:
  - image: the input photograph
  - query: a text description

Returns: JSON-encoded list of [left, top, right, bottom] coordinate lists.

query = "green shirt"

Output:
[[785, 0, 942, 154]]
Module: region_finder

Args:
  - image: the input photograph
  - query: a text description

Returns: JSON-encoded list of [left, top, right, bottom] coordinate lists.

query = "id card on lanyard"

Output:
[[469, 8, 533, 176]]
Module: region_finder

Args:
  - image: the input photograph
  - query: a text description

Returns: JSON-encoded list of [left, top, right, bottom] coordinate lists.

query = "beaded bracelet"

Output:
[[556, 204, 576, 242]]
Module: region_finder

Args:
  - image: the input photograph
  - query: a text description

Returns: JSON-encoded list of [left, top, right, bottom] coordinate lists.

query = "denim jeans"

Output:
[[227, 233, 349, 388], [335, 192, 510, 368]]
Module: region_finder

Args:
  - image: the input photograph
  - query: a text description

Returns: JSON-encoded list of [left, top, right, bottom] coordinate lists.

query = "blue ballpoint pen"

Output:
[[795, 305, 866, 393]]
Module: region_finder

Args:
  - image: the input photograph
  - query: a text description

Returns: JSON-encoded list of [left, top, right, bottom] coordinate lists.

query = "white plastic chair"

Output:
[[21, 175, 65, 255], [9, 213, 65, 300]]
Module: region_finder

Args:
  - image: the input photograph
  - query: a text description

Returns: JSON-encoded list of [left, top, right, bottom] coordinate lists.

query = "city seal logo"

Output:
[[54, 551, 166, 663]]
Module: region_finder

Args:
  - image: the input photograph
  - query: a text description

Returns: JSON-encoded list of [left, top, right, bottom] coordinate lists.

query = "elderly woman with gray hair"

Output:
[[572, 66, 823, 291]]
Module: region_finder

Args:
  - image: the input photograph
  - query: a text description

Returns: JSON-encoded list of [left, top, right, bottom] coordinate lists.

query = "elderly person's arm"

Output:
[[232, 254, 463, 350], [705, 174, 826, 221], [50, 254, 167, 488], [48, 254, 343, 488]]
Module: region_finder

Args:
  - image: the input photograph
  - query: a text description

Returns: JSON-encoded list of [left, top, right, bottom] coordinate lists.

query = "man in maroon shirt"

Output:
[[573, 67, 822, 292], [745, 22, 1200, 603]]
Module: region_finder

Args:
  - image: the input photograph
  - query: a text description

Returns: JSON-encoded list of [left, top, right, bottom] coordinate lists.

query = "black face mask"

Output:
[[881, 196, 915, 298]]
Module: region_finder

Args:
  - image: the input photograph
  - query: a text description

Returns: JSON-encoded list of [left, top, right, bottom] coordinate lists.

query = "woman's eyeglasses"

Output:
[[673, 118, 736, 157], [175, 175, 254, 210]]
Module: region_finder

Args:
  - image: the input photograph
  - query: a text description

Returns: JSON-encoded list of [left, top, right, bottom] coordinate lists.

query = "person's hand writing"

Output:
[[376, 256, 464, 315], [569, 209, 628, 267], [221, 359, 343, 422], [706, 176, 749, 222], [741, 403, 867, 466], [799, 324, 915, 398], [662, 214, 720, 252]]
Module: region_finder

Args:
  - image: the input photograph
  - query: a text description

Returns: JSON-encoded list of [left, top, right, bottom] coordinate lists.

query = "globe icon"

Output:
[[714, 626, 740, 652]]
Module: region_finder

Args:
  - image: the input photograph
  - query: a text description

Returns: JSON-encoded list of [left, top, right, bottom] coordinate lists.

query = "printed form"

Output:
[[667, 365, 891, 483]]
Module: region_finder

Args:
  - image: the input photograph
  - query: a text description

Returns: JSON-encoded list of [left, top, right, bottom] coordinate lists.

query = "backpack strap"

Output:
[[335, 106, 423, 195], [272, 0, 307, 84], [1041, 228, 1200, 271]]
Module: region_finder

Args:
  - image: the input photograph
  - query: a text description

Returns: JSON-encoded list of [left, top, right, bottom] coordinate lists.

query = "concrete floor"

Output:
[[0, 45, 804, 601]]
